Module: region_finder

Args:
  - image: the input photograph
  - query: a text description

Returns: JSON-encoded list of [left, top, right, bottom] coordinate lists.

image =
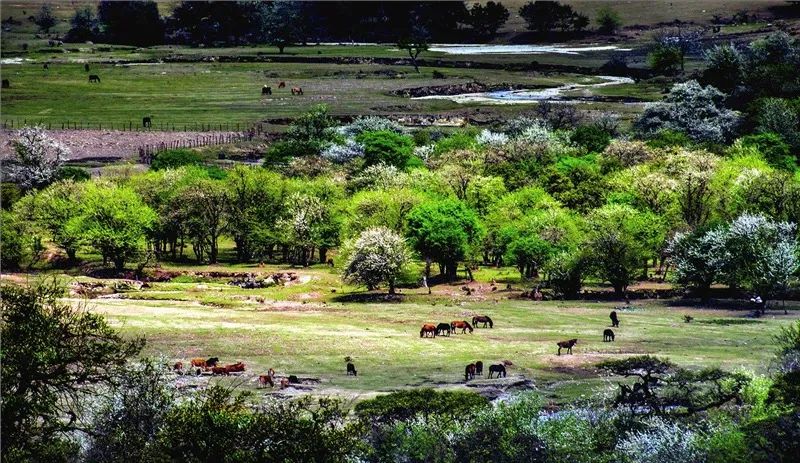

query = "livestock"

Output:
[[557, 339, 578, 355], [278, 81, 286, 88], [450, 320, 474, 334], [206, 357, 220, 367], [84, 63, 90, 72], [603, 329, 615, 342], [43, 63, 49, 70], [262, 85, 272, 95], [347, 362, 357, 376], [173, 361, 183, 371], [190, 357, 207, 368], [291, 86, 303, 95], [2, 79, 9, 88], [259, 374, 274, 387], [436, 322, 451, 336], [225, 362, 245, 373], [610, 311, 619, 327], [472, 315, 493, 328], [420, 323, 437, 338], [488, 364, 506, 378], [88, 74, 101, 83], [464, 363, 476, 381], [475, 361, 483, 376], [142, 116, 152, 128]]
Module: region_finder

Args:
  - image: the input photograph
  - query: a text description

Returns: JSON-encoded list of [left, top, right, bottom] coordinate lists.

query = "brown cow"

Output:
[[173, 361, 184, 371], [259, 375, 274, 387], [211, 366, 229, 375], [291, 86, 303, 95]]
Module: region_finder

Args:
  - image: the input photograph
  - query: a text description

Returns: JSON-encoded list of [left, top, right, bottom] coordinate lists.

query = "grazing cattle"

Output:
[[610, 311, 619, 328], [2, 79, 9, 88], [464, 363, 476, 381], [259, 374, 274, 387], [142, 116, 152, 128], [557, 339, 578, 355], [436, 322, 451, 336], [450, 320, 474, 334], [475, 361, 483, 376], [173, 361, 183, 371], [84, 63, 90, 72], [603, 329, 615, 342], [472, 315, 493, 328], [420, 323, 437, 338], [347, 362, 357, 376], [190, 357, 207, 368], [488, 364, 506, 378], [261, 85, 272, 95], [88, 74, 101, 83], [291, 86, 303, 95], [278, 81, 286, 88]]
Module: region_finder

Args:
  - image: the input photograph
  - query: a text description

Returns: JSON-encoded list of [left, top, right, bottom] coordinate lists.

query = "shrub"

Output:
[[571, 125, 612, 153], [476, 129, 509, 147], [1, 210, 26, 269], [355, 389, 489, 424], [617, 417, 707, 463], [56, 166, 91, 182], [601, 140, 654, 171], [321, 139, 365, 164], [356, 130, 415, 168], [596, 6, 622, 34], [338, 116, 405, 137], [752, 97, 800, 151], [738, 133, 794, 170], [432, 132, 477, 156], [646, 129, 692, 149], [150, 149, 202, 170]]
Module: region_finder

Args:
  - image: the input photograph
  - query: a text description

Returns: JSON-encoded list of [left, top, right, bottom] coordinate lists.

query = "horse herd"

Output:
[[261, 81, 303, 96], [420, 310, 623, 381]]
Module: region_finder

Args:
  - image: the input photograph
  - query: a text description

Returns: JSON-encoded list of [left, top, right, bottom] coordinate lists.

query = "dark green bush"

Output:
[[355, 389, 489, 424], [56, 166, 91, 182], [740, 132, 795, 170], [645, 129, 692, 149], [150, 149, 203, 170], [571, 125, 612, 153], [356, 130, 415, 168], [1, 182, 22, 210]]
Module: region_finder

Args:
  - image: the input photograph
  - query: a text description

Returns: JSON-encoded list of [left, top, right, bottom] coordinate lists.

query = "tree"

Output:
[[281, 192, 325, 267], [519, 1, 586, 33], [651, 26, 704, 73], [507, 234, 555, 279], [33, 180, 86, 262], [342, 227, 410, 294], [66, 6, 99, 42], [176, 179, 228, 264], [466, 1, 509, 38], [34, 3, 57, 33], [596, 6, 622, 34], [1, 283, 144, 461], [98, 1, 164, 46], [74, 183, 156, 270], [149, 149, 203, 170], [648, 44, 683, 75], [664, 149, 719, 228], [397, 27, 429, 73], [406, 199, 483, 281], [6, 126, 70, 190], [1, 210, 29, 270], [668, 227, 730, 301], [356, 130, 415, 169], [586, 204, 665, 296], [701, 44, 744, 94], [262, 1, 301, 53], [636, 81, 740, 144], [753, 98, 800, 152]]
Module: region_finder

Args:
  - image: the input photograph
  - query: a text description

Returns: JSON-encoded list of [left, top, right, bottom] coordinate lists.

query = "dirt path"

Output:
[[0, 129, 243, 161]]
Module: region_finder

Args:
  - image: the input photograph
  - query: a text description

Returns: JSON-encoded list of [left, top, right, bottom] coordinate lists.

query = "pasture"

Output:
[[50, 264, 798, 403]]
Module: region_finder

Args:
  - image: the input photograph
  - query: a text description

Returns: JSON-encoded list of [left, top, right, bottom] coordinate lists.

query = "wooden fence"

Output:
[[138, 132, 256, 164]]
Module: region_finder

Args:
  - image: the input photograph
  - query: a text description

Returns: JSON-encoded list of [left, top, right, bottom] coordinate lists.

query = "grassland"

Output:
[[15, 261, 794, 405]]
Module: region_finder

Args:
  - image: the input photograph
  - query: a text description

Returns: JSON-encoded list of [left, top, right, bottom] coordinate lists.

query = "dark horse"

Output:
[[261, 85, 272, 95], [1, 79, 9, 88], [88, 74, 100, 83], [450, 320, 474, 334], [142, 116, 152, 128], [420, 323, 437, 338], [84, 63, 90, 72], [436, 322, 451, 336], [488, 364, 506, 378], [346, 362, 357, 376], [610, 311, 619, 328], [475, 361, 483, 376], [464, 363, 476, 381], [291, 86, 303, 95], [603, 329, 615, 342], [472, 315, 493, 328], [557, 339, 578, 355]]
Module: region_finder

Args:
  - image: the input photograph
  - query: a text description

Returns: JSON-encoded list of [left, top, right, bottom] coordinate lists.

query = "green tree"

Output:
[[66, 6, 99, 42], [406, 199, 483, 281], [33, 180, 86, 262], [98, 1, 164, 46], [1, 283, 144, 461], [1, 210, 28, 269], [596, 5, 622, 34], [262, 1, 301, 53], [648, 45, 683, 75], [34, 3, 57, 33], [397, 27, 430, 73], [507, 234, 555, 279], [466, 1, 510, 38], [357, 130, 415, 169], [149, 148, 203, 170], [74, 183, 156, 270], [175, 178, 228, 264]]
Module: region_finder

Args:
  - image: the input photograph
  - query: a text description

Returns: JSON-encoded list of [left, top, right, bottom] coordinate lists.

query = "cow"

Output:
[[88, 74, 101, 83], [261, 85, 272, 95], [346, 362, 357, 376]]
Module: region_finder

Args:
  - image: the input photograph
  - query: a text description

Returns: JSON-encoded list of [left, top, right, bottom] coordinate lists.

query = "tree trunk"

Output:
[[114, 257, 125, 271], [388, 279, 396, 295], [319, 247, 328, 265]]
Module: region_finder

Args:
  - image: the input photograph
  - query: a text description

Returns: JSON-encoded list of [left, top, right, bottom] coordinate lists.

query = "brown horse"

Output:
[[278, 81, 286, 88], [472, 315, 493, 328], [557, 339, 578, 355], [259, 374, 274, 387], [420, 323, 437, 338], [488, 364, 506, 378], [291, 86, 303, 95], [450, 320, 474, 334], [475, 361, 483, 376], [173, 361, 183, 371], [464, 363, 476, 381], [190, 357, 207, 368]]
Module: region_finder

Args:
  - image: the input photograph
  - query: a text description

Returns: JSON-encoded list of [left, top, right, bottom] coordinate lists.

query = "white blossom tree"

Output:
[[668, 228, 730, 301], [341, 227, 410, 294], [7, 126, 70, 189]]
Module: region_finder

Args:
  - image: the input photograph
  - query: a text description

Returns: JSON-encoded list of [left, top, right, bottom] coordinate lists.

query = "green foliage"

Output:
[[739, 133, 795, 170], [507, 233, 555, 279], [645, 130, 692, 149], [541, 155, 607, 211], [571, 125, 612, 153], [356, 130, 415, 168], [1, 210, 27, 269], [648, 45, 683, 75], [433, 132, 477, 157], [596, 5, 622, 34], [1, 282, 144, 462], [56, 166, 91, 182], [149, 149, 203, 170], [355, 389, 489, 424], [34, 3, 57, 33], [1, 182, 22, 210]]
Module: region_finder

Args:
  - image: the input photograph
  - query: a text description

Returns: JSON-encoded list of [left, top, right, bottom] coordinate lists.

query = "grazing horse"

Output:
[[347, 362, 357, 376], [142, 116, 152, 128], [465, 363, 476, 381], [206, 357, 220, 367], [557, 339, 578, 355], [278, 81, 286, 88], [603, 329, 615, 342], [88, 74, 101, 83], [420, 323, 437, 338], [475, 361, 483, 376], [2, 79, 10, 88], [173, 361, 183, 371], [450, 320, 474, 334], [291, 86, 303, 95], [488, 364, 506, 378], [43, 63, 49, 71], [84, 63, 90, 72], [259, 374, 274, 387], [436, 322, 451, 336], [472, 315, 493, 328], [261, 85, 272, 95], [610, 311, 619, 328]]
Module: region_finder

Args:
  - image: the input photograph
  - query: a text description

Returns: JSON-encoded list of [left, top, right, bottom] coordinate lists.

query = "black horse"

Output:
[[475, 361, 483, 376], [88, 74, 101, 83], [346, 362, 357, 376], [261, 85, 272, 95], [603, 329, 615, 342], [436, 323, 451, 336], [84, 63, 90, 72], [142, 116, 152, 128], [206, 357, 220, 367], [488, 364, 506, 378], [610, 311, 619, 328]]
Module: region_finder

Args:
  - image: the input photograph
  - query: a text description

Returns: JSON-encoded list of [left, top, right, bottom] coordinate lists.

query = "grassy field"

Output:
[[15, 261, 794, 405]]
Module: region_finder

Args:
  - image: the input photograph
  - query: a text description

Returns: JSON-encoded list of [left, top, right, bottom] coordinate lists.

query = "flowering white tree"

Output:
[[280, 193, 325, 267], [342, 227, 410, 294], [617, 417, 706, 463], [337, 116, 406, 137], [321, 139, 364, 163], [7, 126, 70, 189], [668, 228, 730, 301]]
